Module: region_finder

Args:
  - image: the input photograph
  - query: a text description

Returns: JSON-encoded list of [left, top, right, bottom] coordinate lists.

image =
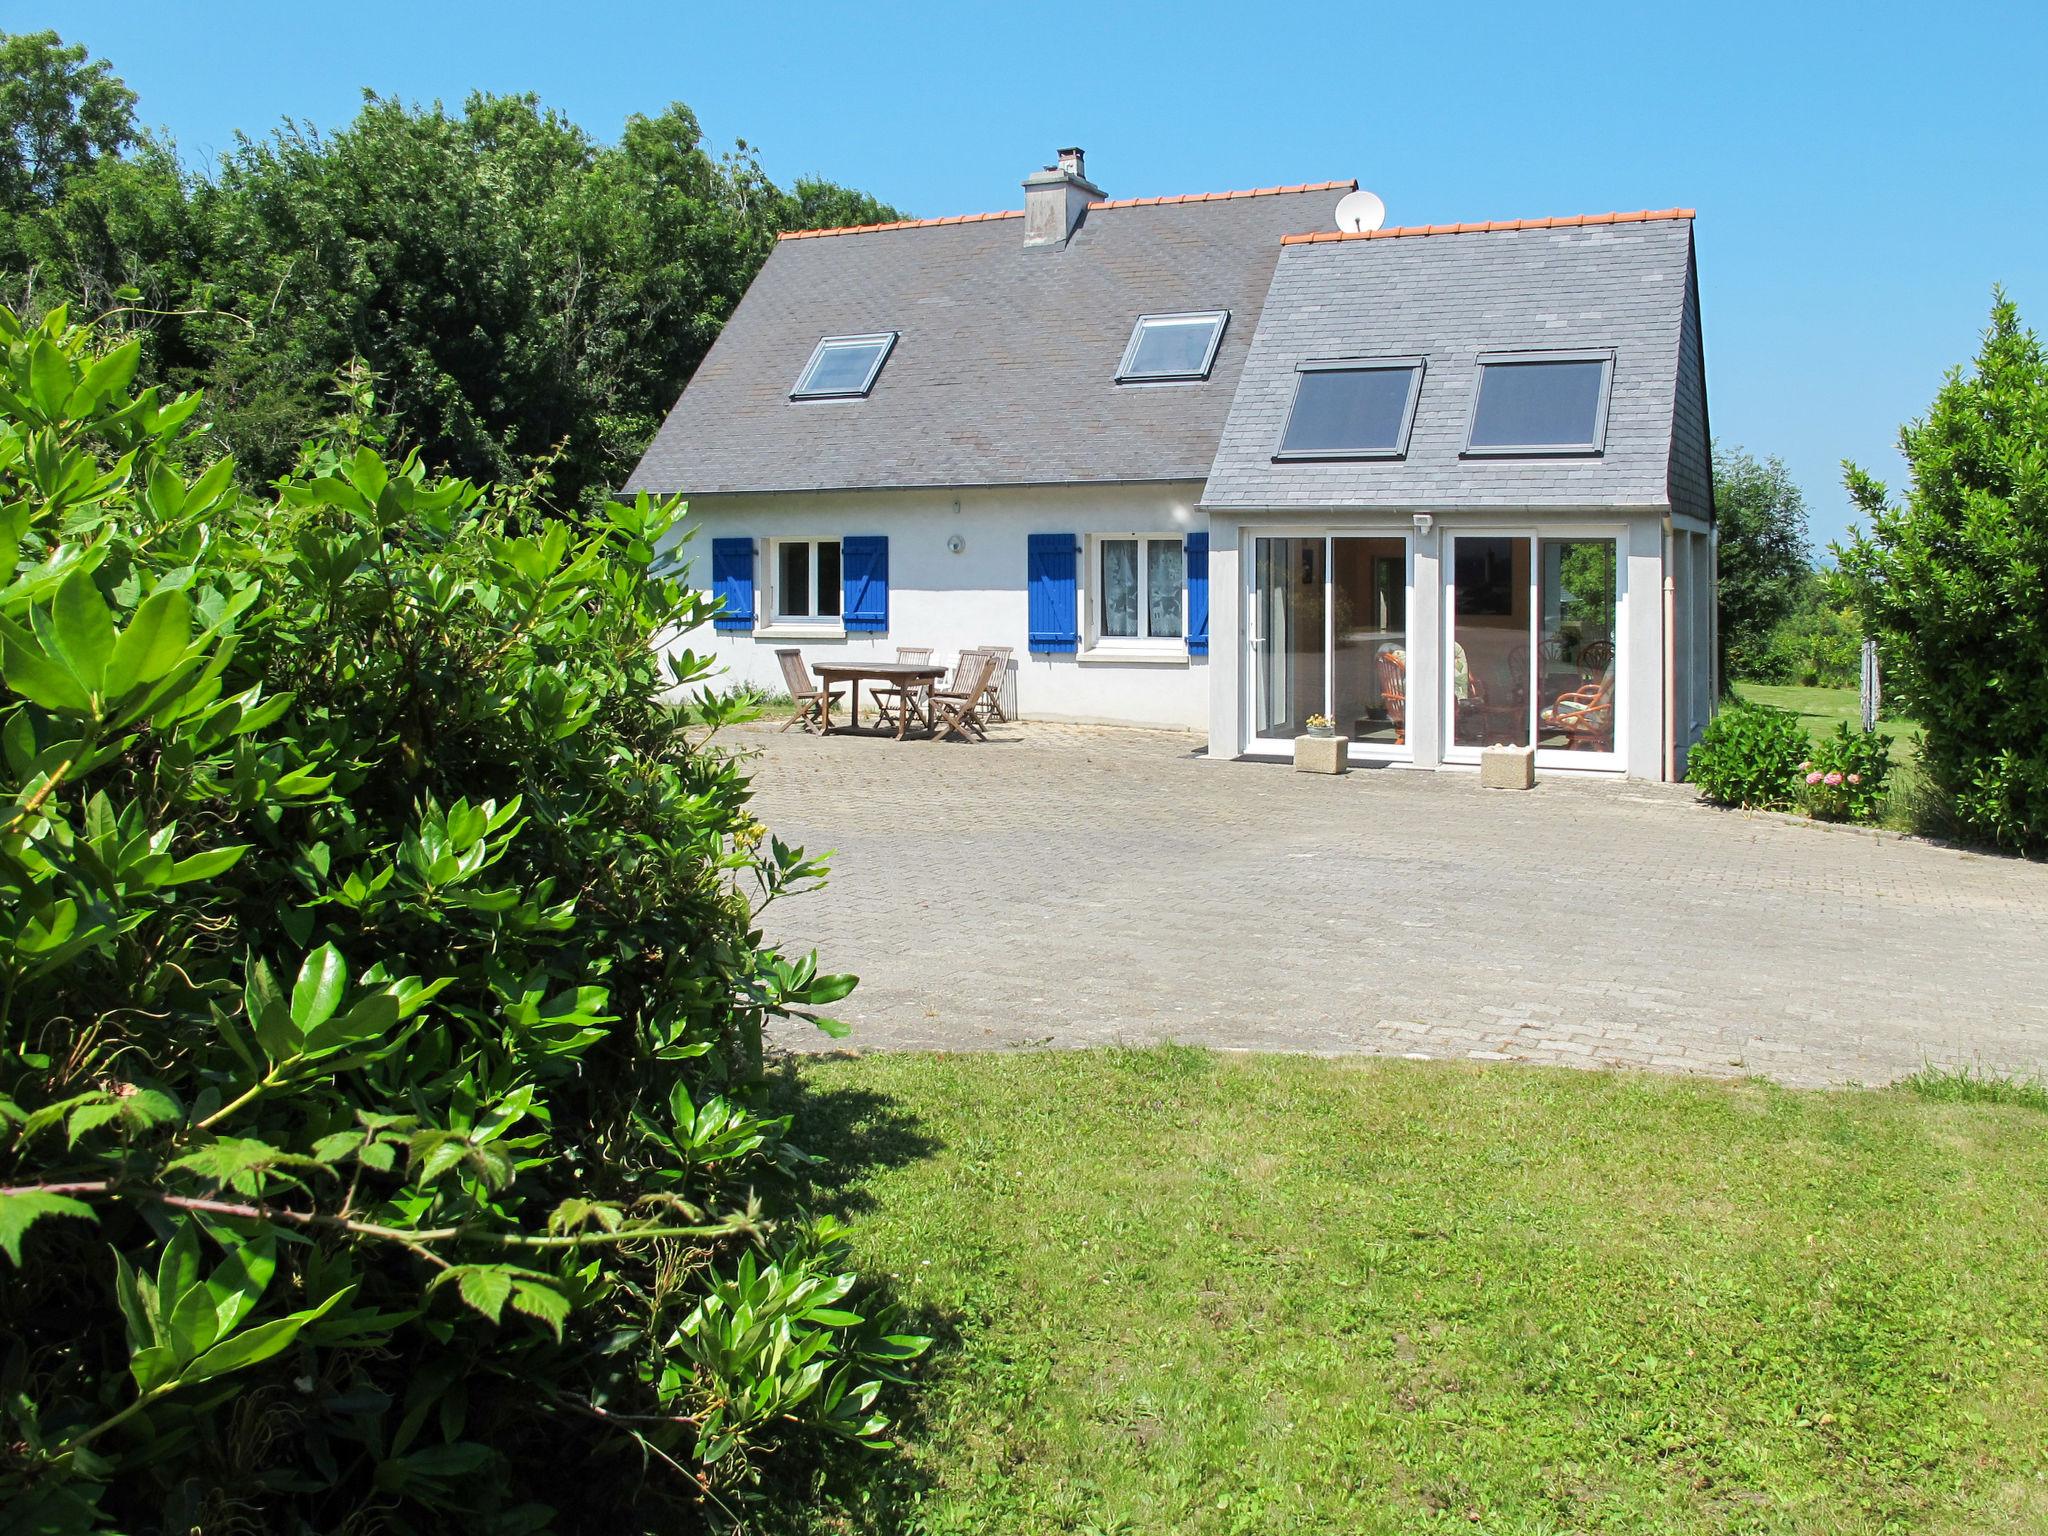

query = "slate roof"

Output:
[[1201, 212, 1706, 512], [624, 182, 1354, 495]]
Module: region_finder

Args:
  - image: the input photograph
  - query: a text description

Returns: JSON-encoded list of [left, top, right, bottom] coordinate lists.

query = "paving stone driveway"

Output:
[[742, 721, 2047, 1087]]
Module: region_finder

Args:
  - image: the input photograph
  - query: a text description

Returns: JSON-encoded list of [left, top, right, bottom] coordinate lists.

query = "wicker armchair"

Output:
[[1539, 671, 1615, 750], [1376, 646, 1407, 745]]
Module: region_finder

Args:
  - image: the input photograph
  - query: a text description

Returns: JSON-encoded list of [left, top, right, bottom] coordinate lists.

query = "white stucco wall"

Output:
[[660, 482, 1210, 730]]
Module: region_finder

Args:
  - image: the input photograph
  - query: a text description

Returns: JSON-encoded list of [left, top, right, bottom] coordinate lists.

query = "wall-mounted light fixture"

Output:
[[1412, 513, 1433, 534], [946, 533, 965, 554]]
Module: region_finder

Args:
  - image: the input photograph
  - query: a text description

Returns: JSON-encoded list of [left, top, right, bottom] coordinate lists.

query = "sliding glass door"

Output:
[[1249, 534, 1411, 754], [1444, 531, 1622, 768]]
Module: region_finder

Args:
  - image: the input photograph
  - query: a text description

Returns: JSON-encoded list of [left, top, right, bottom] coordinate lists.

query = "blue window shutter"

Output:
[[1027, 533, 1080, 653], [711, 537, 754, 631], [841, 535, 889, 632], [1185, 530, 1210, 656]]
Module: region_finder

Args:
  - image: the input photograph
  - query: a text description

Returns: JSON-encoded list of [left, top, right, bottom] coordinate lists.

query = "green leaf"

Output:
[[454, 1265, 512, 1323], [799, 972, 859, 1006], [64, 338, 142, 416], [291, 944, 347, 1033], [66, 1099, 126, 1145], [0, 1191, 96, 1265], [181, 1287, 350, 1386], [47, 570, 116, 695], [508, 1278, 570, 1340], [162, 845, 248, 885], [104, 587, 194, 696], [349, 446, 389, 506], [305, 989, 399, 1054], [167, 1136, 326, 1188], [28, 338, 72, 420], [203, 1235, 276, 1338], [244, 952, 295, 1062], [1, 620, 91, 713]]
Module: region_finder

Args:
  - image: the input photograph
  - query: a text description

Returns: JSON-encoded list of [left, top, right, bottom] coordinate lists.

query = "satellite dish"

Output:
[[1334, 188, 1387, 234]]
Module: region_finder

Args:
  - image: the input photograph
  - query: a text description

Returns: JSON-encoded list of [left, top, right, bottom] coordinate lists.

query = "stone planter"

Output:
[[1479, 743, 1536, 790], [1294, 733, 1348, 774]]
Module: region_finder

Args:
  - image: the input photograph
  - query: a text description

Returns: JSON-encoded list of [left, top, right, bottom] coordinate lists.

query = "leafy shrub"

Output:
[[1793, 723, 1891, 823], [1748, 577, 1863, 687], [0, 304, 923, 1532], [1838, 293, 2048, 851], [1685, 699, 1811, 810]]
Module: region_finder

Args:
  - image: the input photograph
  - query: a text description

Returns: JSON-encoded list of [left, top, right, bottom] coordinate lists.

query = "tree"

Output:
[[1837, 291, 2048, 850], [0, 29, 136, 213], [1713, 443, 1812, 681], [0, 33, 903, 508]]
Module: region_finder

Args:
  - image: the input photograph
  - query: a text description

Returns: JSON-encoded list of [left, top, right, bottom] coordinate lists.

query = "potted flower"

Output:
[[1295, 713, 1347, 773]]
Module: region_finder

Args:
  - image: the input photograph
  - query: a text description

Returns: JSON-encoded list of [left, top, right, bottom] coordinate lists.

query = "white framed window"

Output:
[[791, 333, 897, 399], [1116, 311, 1228, 383], [771, 538, 842, 622], [1091, 534, 1184, 648], [1463, 349, 1614, 455]]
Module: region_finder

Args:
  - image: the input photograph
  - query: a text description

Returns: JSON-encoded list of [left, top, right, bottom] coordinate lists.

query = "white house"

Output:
[[626, 148, 1716, 778]]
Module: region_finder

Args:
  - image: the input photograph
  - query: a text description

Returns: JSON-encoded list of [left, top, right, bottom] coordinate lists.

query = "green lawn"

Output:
[[785, 1049, 2048, 1535], [1731, 682, 1920, 760]]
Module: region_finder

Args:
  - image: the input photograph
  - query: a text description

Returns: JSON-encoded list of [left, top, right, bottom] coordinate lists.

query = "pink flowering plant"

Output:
[[1793, 722, 1893, 822]]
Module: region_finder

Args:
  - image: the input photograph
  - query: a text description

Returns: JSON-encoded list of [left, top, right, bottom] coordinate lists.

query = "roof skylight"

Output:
[[1274, 358, 1424, 459], [1116, 311, 1228, 382], [1464, 351, 1613, 454], [791, 332, 898, 399]]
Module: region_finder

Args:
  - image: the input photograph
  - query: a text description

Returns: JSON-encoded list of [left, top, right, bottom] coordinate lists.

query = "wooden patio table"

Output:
[[811, 661, 945, 739]]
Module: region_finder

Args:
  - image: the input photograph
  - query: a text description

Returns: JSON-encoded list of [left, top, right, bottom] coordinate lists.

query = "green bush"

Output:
[[1686, 699, 1811, 810], [1793, 722, 1891, 823], [1838, 293, 2048, 851], [0, 304, 923, 1531], [1747, 577, 1862, 687]]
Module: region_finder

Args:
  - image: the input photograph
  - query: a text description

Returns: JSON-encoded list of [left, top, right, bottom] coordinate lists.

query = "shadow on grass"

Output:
[[755, 1058, 957, 1534], [765, 1058, 945, 1219]]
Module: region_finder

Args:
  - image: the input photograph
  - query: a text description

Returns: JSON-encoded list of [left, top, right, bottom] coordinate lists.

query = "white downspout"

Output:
[[1662, 519, 1677, 783]]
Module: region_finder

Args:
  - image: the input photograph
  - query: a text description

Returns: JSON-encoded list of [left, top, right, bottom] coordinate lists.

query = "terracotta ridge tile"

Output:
[[777, 179, 1361, 240], [1087, 178, 1356, 211], [1277, 207, 1696, 245]]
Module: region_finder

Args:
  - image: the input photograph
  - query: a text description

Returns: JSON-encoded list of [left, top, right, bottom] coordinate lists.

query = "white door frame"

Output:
[[1240, 524, 1416, 763], [1441, 524, 1628, 773]]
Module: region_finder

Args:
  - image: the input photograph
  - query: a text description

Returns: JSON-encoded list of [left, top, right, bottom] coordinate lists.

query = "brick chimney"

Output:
[[1023, 145, 1102, 247]]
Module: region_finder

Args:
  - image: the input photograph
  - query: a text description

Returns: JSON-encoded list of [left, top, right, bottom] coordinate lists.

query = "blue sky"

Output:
[[51, 0, 2048, 550]]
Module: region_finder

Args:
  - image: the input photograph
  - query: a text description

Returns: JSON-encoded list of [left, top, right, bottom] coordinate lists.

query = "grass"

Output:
[[1902, 1066, 2048, 1112], [1731, 683, 1920, 763], [783, 1048, 2048, 1535]]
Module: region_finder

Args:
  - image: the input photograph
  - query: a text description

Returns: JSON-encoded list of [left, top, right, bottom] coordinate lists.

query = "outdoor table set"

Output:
[[775, 647, 1009, 741]]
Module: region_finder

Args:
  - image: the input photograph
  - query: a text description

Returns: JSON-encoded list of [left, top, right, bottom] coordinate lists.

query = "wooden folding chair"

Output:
[[926, 649, 997, 742], [972, 645, 1014, 724], [872, 647, 935, 736], [775, 648, 843, 734]]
